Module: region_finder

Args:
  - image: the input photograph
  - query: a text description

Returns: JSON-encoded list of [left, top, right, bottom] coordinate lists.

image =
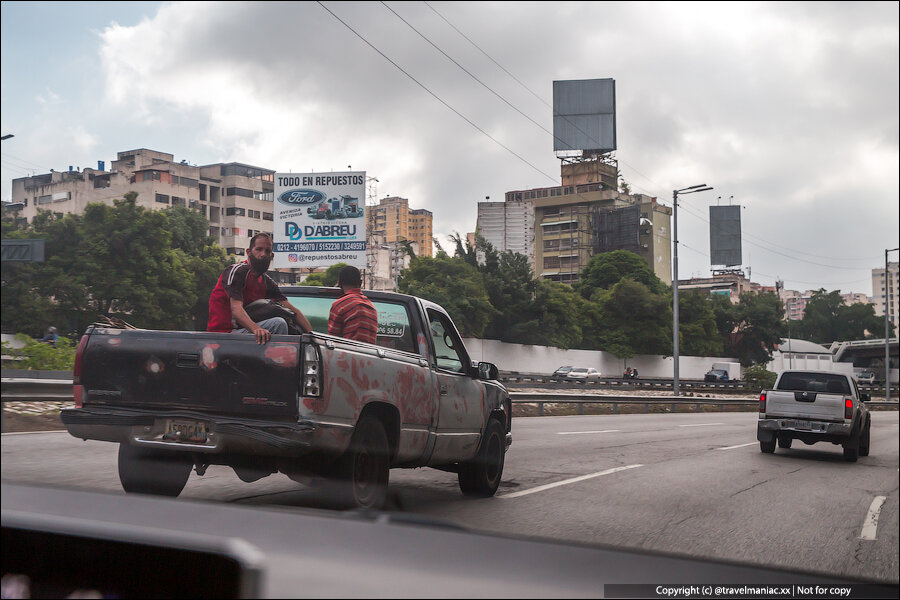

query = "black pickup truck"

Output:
[[62, 287, 511, 509]]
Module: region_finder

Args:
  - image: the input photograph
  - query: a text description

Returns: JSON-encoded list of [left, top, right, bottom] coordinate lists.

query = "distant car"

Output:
[[704, 369, 730, 382], [857, 371, 876, 385], [566, 367, 601, 381], [552, 366, 574, 379]]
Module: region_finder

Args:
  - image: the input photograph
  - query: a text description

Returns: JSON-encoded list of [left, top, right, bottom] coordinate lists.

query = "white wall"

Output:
[[462, 337, 741, 379]]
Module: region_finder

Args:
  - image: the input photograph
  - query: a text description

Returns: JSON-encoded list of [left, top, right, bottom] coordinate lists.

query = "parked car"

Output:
[[552, 366, 574, 379], [704, 368, 730, 382], [856, 371, 876, 385], [566, 367, 601, 381]]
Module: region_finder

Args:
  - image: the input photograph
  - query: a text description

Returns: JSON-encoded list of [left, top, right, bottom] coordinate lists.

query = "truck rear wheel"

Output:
[[331, 416, 390, 510], [759, 438, 776, 454], [118, 443, 192, 497], [859, 419, 871, 457], [777, 434, 792, 449], [458, 418, 505, 497]]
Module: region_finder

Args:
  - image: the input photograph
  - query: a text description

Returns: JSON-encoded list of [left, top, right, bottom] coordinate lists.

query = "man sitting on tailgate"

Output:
[[208, 232, 312, 344]]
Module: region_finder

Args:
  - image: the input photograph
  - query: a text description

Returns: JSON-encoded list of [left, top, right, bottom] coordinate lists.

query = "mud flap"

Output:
[[756, 426, 775, 443]]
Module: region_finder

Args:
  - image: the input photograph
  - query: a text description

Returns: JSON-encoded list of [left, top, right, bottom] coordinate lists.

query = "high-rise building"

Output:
[[366, 196, 433, 258], [9, 148, 275, 259], [503, 160, 672, 285], [872, 261, 899, 332], [476, 200, 534, 266]]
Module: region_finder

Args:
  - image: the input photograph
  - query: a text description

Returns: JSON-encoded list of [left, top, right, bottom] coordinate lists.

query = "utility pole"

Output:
[[672, 184, 713, 396], [886, 248, 898, 403]]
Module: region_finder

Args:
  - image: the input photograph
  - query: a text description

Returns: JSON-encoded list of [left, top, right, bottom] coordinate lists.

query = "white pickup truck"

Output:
[[757, 370, 871, 462]]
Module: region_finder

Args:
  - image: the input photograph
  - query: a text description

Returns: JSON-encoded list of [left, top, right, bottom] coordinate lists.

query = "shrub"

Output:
[[743, 364, 777, 392], [1, 334, 76, 371]]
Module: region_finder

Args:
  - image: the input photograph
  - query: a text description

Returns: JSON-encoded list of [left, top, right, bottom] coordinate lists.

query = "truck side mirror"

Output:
[[860, 393, 870, 402], [477, 362, 499, 380]]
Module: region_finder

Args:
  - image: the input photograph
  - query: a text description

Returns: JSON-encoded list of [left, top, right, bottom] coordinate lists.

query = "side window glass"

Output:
[[428, 310, 465, 373], [373, 301, 415, 353]]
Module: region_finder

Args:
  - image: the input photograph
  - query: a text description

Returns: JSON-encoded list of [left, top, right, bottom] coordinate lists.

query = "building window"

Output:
[[38, 195, 52, 205], [263, 212, 274, 221], [155, 194, 170, 204], [171, 196, 186, 207], [225, 207, 246, 216]]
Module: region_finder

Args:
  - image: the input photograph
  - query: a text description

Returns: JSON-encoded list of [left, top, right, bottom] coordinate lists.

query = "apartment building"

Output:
[[476, 199, 534, 266], [366, 196, 433, 258], [10, 148, 275, 259], [872, 261, 899, 331], [503, 160, 672, 285]]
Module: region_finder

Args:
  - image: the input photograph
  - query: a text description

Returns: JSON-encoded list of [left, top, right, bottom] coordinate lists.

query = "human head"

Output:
[[49, 326, 57, 333], [337, 265, 362, 290], [247, 232, 274, 274]]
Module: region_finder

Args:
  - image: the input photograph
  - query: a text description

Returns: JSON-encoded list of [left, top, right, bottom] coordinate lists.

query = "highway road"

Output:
[[2, 411, 898, 583]]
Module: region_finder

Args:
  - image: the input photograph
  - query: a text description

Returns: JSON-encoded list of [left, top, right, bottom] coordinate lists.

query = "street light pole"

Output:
[[672, 184, 713, 397], [886, 247, 898, 403]]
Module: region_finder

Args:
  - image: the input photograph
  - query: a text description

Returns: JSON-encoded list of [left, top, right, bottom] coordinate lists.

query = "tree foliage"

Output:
[[303, 263, 348, 287], [796, 289, 890, 344], [1, 193, 230, 336], [725, 292, 787, 367], [576, 250, 665, 298]]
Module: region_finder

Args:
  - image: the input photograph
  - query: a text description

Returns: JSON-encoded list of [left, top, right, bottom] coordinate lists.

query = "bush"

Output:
[[1, 334, 76, 371], [743, 364, 776, 392]]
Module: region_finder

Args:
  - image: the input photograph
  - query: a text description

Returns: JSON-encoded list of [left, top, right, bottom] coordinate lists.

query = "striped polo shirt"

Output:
[[328, 288, 378, 344]]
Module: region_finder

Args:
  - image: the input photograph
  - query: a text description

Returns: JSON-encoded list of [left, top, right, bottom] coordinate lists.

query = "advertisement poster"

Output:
[[273, 171, 367, 269]]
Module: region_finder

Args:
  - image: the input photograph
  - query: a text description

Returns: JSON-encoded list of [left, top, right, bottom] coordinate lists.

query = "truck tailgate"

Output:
[[765, 390, 845, 421], [81, 329, 301, 419]]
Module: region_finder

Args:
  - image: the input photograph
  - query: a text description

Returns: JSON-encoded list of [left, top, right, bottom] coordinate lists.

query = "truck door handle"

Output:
[[176, 353, 200, 368], [440, 385, 448, 396]]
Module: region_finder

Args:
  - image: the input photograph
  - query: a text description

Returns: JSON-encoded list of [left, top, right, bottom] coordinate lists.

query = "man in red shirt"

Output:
[[328, 265, 378, 344], [208, 233, 312, 344]]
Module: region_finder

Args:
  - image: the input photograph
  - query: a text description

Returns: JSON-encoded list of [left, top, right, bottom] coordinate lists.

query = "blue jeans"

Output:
[[232, 317, 288, 335]]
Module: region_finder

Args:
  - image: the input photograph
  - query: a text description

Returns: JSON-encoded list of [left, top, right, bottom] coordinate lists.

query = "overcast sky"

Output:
[[2, 1, 897, 296]]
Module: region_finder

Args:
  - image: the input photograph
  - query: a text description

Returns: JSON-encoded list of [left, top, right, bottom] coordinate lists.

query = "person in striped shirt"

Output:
[[328, 266, 378, 343]]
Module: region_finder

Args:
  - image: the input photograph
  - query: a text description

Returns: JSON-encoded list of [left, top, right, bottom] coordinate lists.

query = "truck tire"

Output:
[[777, 434, 792, 449], [331, 416, 390, 510], [759, 438, 776, 454], [458, 418, 505, 497], [118, 443, 192, 497], [858, 419, 871, 457]]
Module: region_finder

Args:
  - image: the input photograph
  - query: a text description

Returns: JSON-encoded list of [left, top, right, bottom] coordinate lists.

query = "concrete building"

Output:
[[366, 233, 418, 291], [677, 271, 762, 303], [504, 160, 672, 285], [476, 199, 535, 266], [9, 148, 276, 261], [841, 292, 871, 307], [872, 261, 899, 331], [366, 196, 433, 258]]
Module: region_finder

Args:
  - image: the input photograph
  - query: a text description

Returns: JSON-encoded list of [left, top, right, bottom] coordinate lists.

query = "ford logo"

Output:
[[278, 189, 325, 206]]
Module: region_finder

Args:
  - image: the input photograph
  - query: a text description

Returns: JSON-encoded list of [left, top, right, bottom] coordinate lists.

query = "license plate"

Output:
[[163, 419, 209, 444], [789, 420, 822, 431]]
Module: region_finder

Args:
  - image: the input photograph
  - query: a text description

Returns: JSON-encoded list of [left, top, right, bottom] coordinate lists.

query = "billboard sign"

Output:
[[709, 205, 742, 267], [553, 78, 616, 153], [273, 172, 367, 269]]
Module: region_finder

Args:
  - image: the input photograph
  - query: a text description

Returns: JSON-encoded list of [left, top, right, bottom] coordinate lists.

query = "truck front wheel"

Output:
[[458, 418, 505, 497], [118, 443, 192, 497], [331, 416, 390, 510]]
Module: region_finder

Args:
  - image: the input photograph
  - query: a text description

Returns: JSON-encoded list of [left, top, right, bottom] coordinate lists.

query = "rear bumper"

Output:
[[757, 418, 851, 436], [61, 407, 318, 456]]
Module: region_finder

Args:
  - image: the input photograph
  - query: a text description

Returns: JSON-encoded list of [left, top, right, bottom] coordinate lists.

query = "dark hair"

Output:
[[248, 231, 273, 249], [338, 265, 362, 288]]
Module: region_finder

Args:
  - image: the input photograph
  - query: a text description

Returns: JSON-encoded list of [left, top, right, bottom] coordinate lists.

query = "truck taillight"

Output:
[[759, 391, 766, 414], [302, 344, 321, 398], [73, 334, 89, 408], [844, 397, 853, 420]]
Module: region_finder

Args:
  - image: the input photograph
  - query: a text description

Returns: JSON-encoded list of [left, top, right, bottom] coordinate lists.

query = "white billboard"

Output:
[[273, 171, 367, 270]]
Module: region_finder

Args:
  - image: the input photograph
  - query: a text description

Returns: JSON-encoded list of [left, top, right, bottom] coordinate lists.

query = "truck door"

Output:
[[425, 309, 484, 464]]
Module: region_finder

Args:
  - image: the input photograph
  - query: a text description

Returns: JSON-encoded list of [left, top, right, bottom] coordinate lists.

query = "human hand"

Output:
[[253, 327, 271, 344]]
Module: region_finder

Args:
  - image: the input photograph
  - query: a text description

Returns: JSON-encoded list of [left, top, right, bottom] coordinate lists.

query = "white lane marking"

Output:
[[679, 423, 725, 428], [500, 464, 643, 499], [859, 496, 887, 541], [1, 430, 68, 436], [718, 442, 757, 450], [557, 430, 621, 435]]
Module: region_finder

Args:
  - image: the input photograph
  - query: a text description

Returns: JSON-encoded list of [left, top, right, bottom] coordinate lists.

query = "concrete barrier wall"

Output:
[[461, 337, 740, 380]]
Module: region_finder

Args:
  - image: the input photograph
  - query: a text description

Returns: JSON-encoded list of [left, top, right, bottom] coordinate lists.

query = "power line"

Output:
[[316, 1, 559, 184]]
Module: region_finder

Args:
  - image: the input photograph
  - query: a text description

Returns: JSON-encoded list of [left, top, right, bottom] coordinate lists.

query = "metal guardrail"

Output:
[[1, 377, 74, 401]]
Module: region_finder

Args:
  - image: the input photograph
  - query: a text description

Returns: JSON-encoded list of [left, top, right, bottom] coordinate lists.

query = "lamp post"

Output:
[[672, 184, 713, 397], [886, 247, 898, 403]]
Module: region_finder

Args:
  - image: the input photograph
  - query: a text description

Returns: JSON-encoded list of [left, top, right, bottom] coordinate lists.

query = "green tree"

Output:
[[303, 263, 348, 287], [678, 290, 724, 357], [398, 254, 495, 337], [504, 279, 585, 349], [593, 279, 672, 357], [797, 289, 890, 343], [576, 249, 665, 298], [726, 292, 786, 366]]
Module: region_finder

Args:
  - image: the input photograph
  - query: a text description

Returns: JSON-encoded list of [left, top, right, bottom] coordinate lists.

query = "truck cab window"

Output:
[[427, 310, 465, 373]]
